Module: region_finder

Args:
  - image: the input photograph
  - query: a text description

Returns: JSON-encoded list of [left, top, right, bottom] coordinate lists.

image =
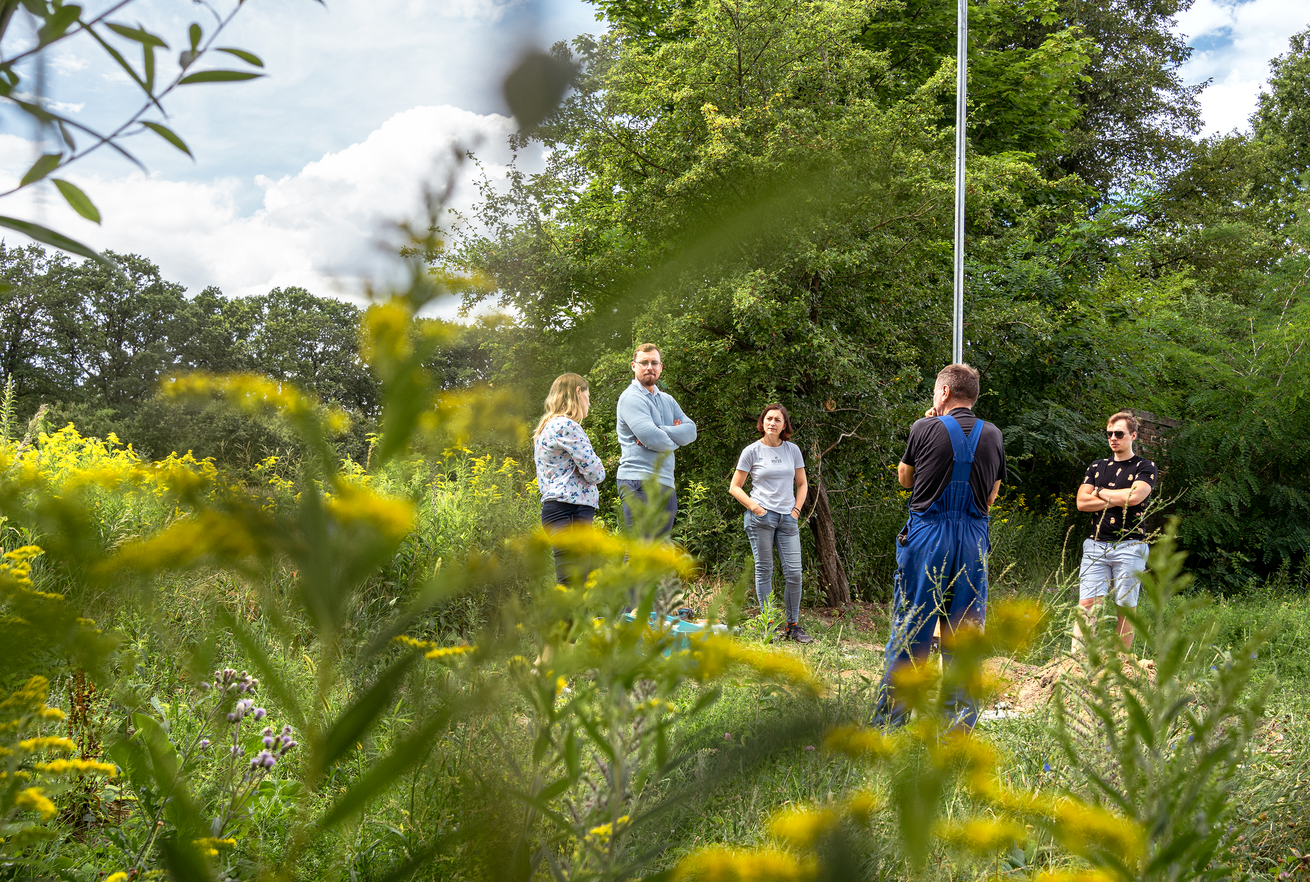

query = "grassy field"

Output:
[[4, 426, 1309, 881]]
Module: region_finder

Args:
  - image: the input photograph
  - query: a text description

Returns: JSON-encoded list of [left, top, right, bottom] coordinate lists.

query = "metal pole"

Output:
[[952, 0, 967, 364]]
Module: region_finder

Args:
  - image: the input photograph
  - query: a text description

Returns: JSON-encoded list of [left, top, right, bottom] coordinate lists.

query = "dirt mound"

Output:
[[983, 656, 1159, 713], [978, 656, 1073, 713]]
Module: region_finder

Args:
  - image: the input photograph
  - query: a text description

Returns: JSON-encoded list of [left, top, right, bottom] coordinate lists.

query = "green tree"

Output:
[[858, 0, 1202, 192], [246, 286, 378, 415], [453, 0, 1101, 600], [1253, 26, 1310, 195]]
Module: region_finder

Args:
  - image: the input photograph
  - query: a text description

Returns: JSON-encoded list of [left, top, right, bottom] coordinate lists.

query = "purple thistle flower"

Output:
[[253, 707, 267, 720], [199, 739, 211, 750], [226, 713, 237, 723]]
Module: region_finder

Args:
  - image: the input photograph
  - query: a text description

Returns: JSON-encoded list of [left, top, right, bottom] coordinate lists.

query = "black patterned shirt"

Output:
[[1083, 455, 1158, 542]]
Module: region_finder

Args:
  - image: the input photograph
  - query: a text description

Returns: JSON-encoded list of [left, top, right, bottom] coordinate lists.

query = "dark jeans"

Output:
[[617, 478, 677, 539], [541, 500, 595, 585]]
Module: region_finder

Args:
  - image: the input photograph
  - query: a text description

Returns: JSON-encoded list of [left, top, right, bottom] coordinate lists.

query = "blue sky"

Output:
[[2, 0, 1308, 309]]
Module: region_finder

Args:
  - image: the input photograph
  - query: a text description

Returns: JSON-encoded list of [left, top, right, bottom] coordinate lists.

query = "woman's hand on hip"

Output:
[[751, 503, 767, 516]]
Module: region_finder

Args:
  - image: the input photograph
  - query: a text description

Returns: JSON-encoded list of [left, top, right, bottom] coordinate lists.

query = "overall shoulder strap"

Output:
[[962, 419, 986, 461], [936, 415, 971, 464]]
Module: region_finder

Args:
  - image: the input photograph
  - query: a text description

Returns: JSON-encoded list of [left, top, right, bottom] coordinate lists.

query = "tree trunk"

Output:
[[808, 477, 850, 607]]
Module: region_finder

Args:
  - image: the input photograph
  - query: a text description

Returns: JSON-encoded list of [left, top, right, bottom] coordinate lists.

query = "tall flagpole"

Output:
[[952, 0, 967, 364]]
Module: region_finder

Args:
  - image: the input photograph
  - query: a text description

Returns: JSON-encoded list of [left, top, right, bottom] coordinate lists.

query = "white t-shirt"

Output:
[[735, 440, 805, 514]]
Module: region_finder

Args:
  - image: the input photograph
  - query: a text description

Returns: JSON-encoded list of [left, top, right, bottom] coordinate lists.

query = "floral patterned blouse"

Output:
[[534, 416, 605, 508]]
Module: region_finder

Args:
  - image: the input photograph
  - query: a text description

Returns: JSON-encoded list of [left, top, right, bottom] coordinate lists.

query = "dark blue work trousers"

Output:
[[872, 415, 990, 730]]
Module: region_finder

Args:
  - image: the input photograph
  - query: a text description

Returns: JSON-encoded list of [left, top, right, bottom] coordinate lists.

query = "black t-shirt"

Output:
[[901, 408, 1007, 514], [1083, 455, 1158, 541]]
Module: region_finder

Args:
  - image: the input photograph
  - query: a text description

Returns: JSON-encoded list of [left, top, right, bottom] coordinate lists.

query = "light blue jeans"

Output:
[[744, 509, 803, 622]]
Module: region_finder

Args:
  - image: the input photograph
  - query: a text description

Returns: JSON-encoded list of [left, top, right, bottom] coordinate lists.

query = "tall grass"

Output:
[[2, 387, 1308, 880]]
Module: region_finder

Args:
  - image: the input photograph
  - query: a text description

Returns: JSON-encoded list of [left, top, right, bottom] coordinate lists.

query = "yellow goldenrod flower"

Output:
[[686, 633, 821, 692], [824, 725, 899, 761], [987, 599, 1046, 653], [1031, 871, 1118, 882], [392, 635, 434, 651], [935, 816, 1026, 854], [674, 845, 814, 881], [192, 836, 238, 858], [768, 806, 839, 849], [14, 786, 57, 820], [360, 301, 415, 366], [888, 661, 939, 710], [585, 815, 628, 846], [425, 645, 472, 661], [104, 873, 129, 882], [1050, 799, 1144, 864], [843, 791, 879, 824], [17, 736, 77, 753], [34, 758, 117, 776], [325, 483, 414, 542]]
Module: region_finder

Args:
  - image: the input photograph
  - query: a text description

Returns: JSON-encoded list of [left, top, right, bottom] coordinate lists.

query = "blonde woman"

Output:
[[534, 373, 606, 583]]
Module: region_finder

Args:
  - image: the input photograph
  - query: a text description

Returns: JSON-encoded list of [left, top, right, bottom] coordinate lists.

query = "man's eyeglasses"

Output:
[[1105, 430, 1128, 439], [635, 360, 662, 368]]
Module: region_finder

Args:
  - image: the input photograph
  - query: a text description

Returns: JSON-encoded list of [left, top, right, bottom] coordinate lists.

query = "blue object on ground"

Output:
[[621, 611, 729, 654]]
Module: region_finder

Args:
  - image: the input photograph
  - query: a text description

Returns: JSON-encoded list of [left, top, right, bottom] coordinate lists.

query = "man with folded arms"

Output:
[[1074, 411, 1158, 650]]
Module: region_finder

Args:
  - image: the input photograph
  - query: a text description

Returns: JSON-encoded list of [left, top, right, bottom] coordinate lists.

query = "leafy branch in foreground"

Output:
[[1, 0, 312, 259], [1052, 520, 1271, 881], [671, 523, 1271, 881]]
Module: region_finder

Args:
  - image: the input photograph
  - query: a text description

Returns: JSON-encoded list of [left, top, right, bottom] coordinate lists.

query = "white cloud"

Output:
[[7, 92, 84, 113], [1, 106, 534, 316], [1177, 0, 1310, 135], [49, 54, 90, 76], [440, 0, 525, 23]]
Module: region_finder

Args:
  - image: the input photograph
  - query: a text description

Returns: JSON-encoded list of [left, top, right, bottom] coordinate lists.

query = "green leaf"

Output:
[[141, 121, 192, 157], [159, 836, 215, 882], [316, 709, 455, 829], [536, 776, 572, 802], [56, 120, 77, 152], [316, 654, 416, 775], [178, 69, 264, 85], [106, 22, 167, 48], [215, 47, 264, 67], [52, 179, 101, 223], [143, 41, 156, 92], [189, 23, 201, 51], [37, 5, 81, 45], [85, 26, 149, 94], [0, 216, 105, 263], [20, 153, 62, 187]]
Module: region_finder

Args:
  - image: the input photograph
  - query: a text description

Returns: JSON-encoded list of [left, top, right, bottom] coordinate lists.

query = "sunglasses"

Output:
[[1105, 430, 1129, 439]]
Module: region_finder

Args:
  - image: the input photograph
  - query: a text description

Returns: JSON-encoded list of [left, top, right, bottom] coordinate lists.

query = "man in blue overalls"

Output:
[[871, 363, 1006, 730]]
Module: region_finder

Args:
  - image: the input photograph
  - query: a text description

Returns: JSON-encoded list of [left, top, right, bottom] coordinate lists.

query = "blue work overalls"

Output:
[[873, 415, 990, 729]]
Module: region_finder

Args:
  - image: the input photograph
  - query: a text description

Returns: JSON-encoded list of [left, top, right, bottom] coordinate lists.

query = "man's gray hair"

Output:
[[937, 363, 980, 403]]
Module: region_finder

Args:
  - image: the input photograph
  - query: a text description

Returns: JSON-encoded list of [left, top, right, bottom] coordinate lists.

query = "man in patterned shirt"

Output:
[[1075, 411, 1159, 650]]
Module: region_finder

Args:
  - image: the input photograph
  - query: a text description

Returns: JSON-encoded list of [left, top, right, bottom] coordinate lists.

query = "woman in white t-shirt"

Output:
[[729, 404, 811, 643]]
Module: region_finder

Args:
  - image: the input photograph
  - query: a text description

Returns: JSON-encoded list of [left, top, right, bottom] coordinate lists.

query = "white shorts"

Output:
[[1079, 538, 1148, 607]]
